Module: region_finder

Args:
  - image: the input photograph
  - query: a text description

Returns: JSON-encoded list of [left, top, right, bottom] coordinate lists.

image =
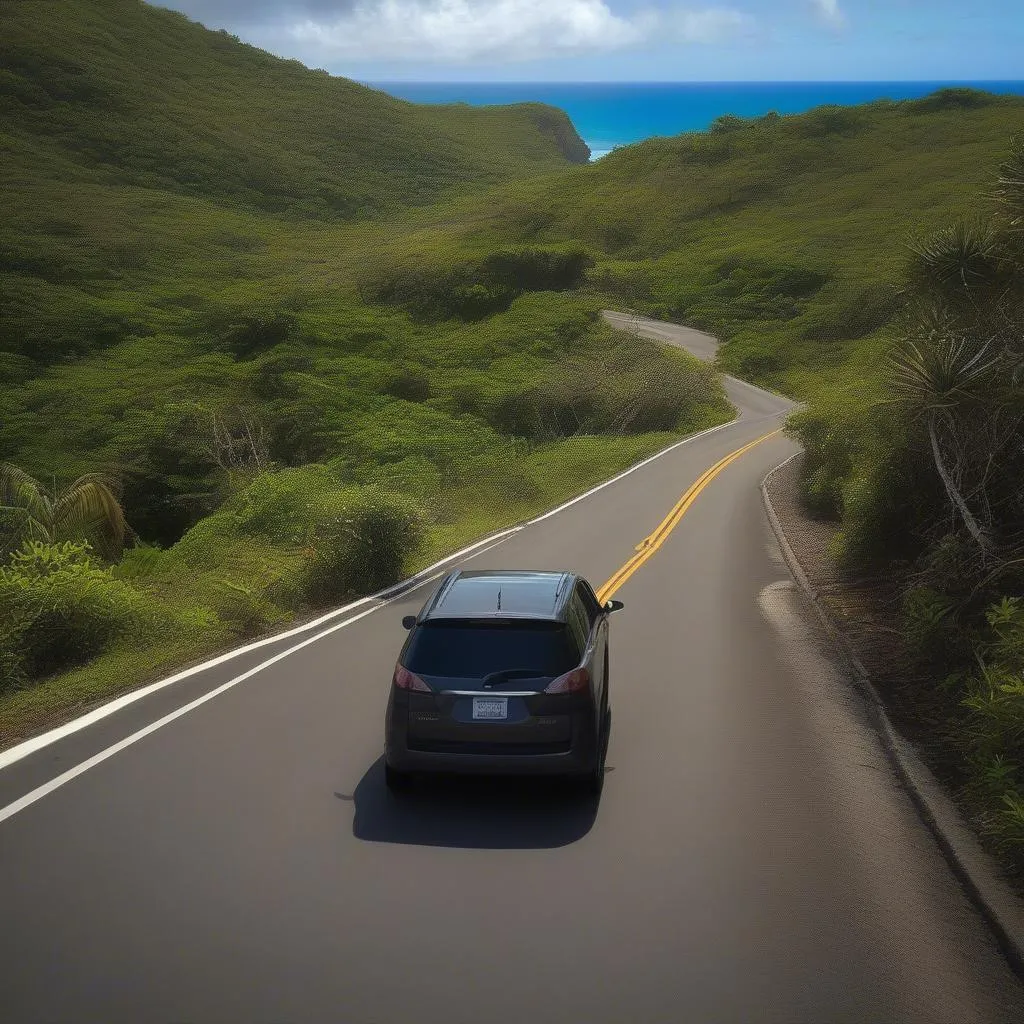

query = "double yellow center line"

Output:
[[595, 429, 781, 604]]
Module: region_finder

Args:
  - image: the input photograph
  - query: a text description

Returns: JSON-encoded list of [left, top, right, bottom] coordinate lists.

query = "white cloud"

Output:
[[670, 7, 756, 43], [286, 1, 754, 63], [810, 0, 845, 29]]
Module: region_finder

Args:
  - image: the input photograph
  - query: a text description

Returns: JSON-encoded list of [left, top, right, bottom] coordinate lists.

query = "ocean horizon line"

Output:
[[371, 80, 1024, 160], [367, 78, 1024, 86]]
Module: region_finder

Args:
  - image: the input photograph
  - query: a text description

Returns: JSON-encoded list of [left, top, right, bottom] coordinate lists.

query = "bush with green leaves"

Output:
[[166, 467, 427, 609], [302, 488, 426, 606], [957, 599, 1024, 853], [207, 578, 291, 640], [660, 257, 830, 342], [358, 245, 593, 322], [787, 407, 853, 520], [799, 281, 901, 342], [0, 540, 153, 689]]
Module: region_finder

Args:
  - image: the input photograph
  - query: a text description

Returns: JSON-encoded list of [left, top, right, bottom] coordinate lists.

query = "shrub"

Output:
[[228, 466, 358, 544], [384, 364, 432, 402], [167, 469, 428, 609], [585, 261, 653, 304], [357, 259, 513, 321], [485, 342, 720, 440], [901, 585, 958, 663], [201, 307, 299, 357], [797, 106, 865, 137], [959, 599, 1024, 853], [302, 488, 426, 606], [709, 114, 749, 134], [113, 543, 168, 581], [787, 406, 855, 519], [208, 579, 290, 640], [801, 282, 901, 342], [0, 540, 152, 688], [907, 88, 995, 114], [479, 245, 592, 292], [836, 435, 945, 570], [355, 456, 443, 503], [358, 245, 593, 321]]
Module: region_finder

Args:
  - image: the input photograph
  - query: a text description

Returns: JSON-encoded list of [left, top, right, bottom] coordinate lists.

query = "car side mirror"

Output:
[[402, 615, 417, 630], [605, 599, 624, 613]]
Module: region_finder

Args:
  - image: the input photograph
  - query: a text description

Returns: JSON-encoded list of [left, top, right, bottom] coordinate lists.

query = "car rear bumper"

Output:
[[386, 744, 596, 777], [385, 703, 599, 777]]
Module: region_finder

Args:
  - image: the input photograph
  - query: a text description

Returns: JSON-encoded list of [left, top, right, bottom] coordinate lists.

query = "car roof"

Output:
[[418, 569, 578, 623]]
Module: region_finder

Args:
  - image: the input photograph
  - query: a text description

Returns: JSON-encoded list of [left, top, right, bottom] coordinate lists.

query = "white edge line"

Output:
[[0, 412, 754, 779], [0, 603, 380, 825], [0, 527, 521, 772], [0, 537, 519, 824]]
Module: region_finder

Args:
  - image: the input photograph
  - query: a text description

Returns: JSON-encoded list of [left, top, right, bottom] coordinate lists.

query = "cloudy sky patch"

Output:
[[809, 0, 845, 29], [160, 0, 1024, 79], [284, 1, 753, 62]]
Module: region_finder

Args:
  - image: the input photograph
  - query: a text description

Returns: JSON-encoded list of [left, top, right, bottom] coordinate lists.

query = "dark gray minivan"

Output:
[[384, 569, 623, 795]]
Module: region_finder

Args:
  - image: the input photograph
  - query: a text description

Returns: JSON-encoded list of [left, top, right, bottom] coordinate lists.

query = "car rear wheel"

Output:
[[578, 699, 610, 798], [384, 763, 413, 793]]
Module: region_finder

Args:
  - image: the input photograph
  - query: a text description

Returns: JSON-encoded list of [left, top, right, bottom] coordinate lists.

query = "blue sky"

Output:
[[164, 1, 1024, 81]]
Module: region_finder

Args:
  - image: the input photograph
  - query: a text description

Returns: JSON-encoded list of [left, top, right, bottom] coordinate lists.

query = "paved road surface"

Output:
[[1, 316, 1023, 1023]]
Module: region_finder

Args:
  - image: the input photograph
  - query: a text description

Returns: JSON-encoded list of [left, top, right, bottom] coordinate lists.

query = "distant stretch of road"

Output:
[[1, 314, 1022, 1022]]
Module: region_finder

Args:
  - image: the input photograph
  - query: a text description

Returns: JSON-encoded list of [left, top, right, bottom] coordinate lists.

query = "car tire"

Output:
[[579, 704, 609, 798], [581, 767, 603, 798], [384, 763, 413, 794]]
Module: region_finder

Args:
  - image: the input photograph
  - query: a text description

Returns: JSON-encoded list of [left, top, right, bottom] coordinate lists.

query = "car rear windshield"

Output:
[[404, 620, 578, 679]]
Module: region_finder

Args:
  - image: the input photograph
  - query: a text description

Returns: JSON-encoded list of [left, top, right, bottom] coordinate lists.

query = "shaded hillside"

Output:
[[0, 0, 588, 220]]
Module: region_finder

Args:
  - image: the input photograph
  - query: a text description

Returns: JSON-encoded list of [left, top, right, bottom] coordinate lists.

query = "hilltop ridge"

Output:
[[0, 0, 589, 219]]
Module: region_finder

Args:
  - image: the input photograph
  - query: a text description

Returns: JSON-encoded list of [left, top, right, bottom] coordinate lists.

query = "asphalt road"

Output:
[[2, 317, 1023, 1023]]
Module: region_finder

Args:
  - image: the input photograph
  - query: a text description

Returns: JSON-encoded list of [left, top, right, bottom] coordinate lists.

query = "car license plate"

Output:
[[472, 697, 508, 720]]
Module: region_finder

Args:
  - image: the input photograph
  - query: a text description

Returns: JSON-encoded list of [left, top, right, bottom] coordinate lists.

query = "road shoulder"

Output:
[[763, 451, 1024, 980]]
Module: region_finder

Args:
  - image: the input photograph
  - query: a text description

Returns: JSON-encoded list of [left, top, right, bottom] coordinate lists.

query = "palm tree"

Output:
[[993, 135, 1024, 229], [887, 331, 1001, 551], [0, 464, 130, 560]]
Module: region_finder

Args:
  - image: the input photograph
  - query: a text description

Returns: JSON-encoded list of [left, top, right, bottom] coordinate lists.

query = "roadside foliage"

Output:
[[788, 137, 1024, 871]]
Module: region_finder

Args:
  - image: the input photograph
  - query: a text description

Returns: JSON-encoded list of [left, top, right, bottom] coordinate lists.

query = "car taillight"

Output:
[[393, 664, 432, 692], [545, 666, 590, 694]]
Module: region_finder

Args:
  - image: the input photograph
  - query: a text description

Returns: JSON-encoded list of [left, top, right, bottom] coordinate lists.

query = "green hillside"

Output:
[[0, 0, 588, 221], [0, 2, 723, 741], [433, 89, 1024, 395]]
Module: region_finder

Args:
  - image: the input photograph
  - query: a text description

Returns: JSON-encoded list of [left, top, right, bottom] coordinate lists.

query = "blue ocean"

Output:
[[370, 81, 1024, 160]]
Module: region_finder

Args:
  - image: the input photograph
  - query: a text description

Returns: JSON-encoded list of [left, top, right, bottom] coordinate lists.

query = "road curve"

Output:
[[1, 316, 1023, 1023]]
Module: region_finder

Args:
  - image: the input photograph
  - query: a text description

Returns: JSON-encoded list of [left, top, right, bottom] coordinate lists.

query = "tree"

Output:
[[993, 135, 1024, 229], [885, 191, 1024, 560], [888, 332, 1001, 552], [0, 464, 130, 560]]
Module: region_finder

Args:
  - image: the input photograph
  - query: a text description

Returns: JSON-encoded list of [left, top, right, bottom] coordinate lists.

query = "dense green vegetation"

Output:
[[0, 2, 725, 741], [443, 87, 1024, 393], [786, 141, 1024, 870], [0, 1, 587, 218], [1, 0, 587, 372]]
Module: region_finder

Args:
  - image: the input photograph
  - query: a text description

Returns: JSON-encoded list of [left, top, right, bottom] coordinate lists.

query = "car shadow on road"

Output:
[[340, 756, 603, 849]]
